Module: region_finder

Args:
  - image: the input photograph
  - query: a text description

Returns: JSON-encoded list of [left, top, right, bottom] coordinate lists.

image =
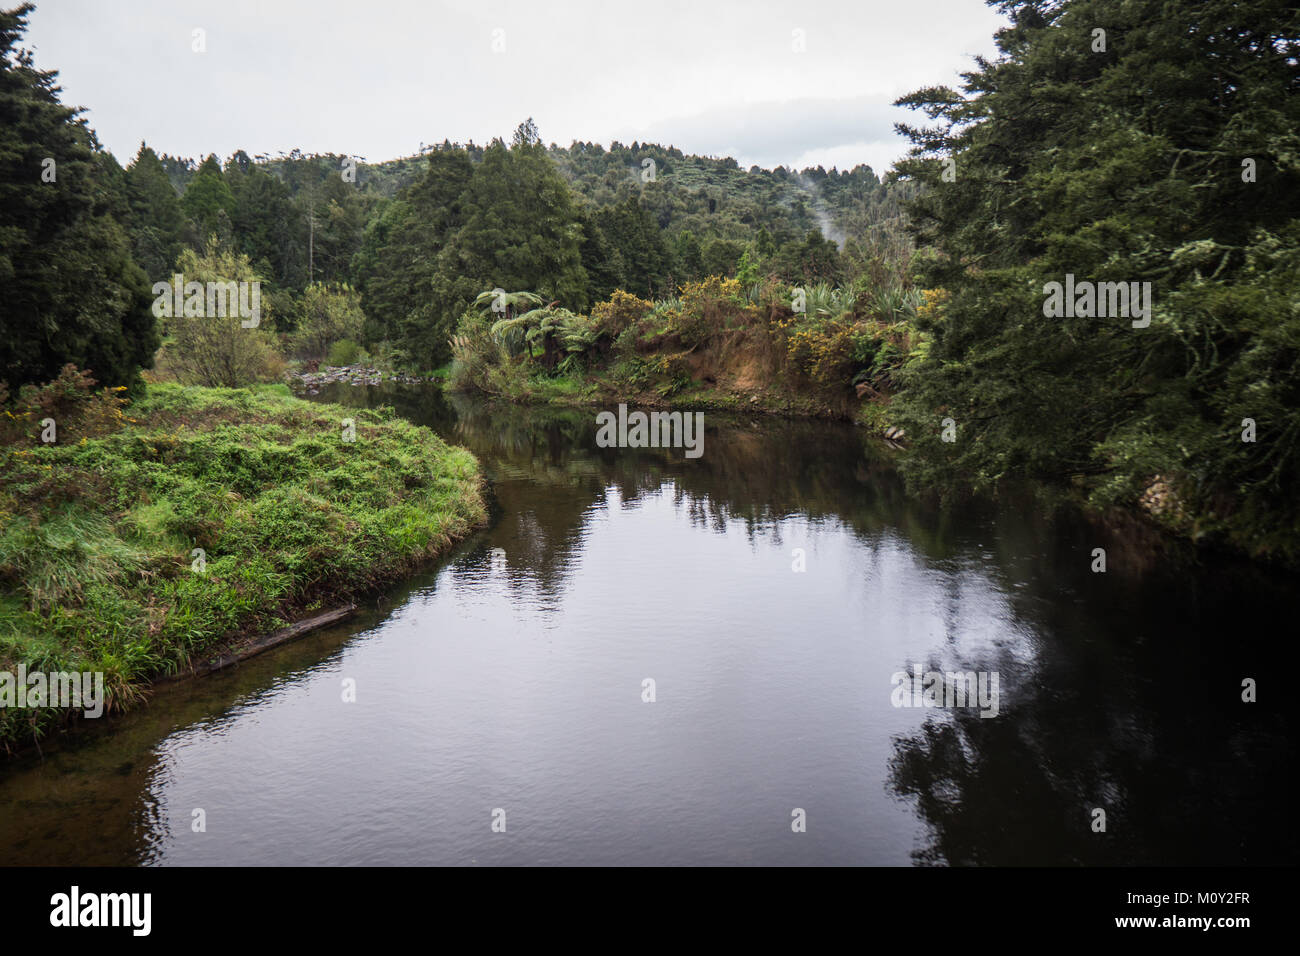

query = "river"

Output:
[[0, 385, 1293, 865]]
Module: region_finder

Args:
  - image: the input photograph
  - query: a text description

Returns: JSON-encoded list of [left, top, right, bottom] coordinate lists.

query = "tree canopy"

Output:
[[890, 0, 1300, 561]]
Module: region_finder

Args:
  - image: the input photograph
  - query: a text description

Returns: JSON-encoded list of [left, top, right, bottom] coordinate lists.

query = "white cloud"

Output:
[[25, 0, 1005, 165]]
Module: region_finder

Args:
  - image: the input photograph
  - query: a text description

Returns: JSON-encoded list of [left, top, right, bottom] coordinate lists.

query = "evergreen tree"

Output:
[[426, 125, 590, 365], [891, 0, 1300, 561], [578, 211, 625, 303], [673, 230, 705, 283], [0, 3, 156, 389], [125, 142, 184, 280], [181, 153, 236, 240], [595, 196, 671, 297], [356, 144, 474, 354], [226, 155, 297, 287]]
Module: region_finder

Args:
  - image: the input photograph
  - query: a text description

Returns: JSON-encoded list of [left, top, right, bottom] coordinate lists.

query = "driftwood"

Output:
[[171, 604, 359, 680]]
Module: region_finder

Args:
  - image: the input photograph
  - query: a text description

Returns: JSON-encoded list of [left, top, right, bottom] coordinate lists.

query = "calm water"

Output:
[[0, 385, 1294, 866]]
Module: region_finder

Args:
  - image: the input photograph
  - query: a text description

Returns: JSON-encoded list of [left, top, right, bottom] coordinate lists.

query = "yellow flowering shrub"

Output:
[[592, 290, 653, 337], [669, 277, 745, 345], [915, 288, 950, 326]]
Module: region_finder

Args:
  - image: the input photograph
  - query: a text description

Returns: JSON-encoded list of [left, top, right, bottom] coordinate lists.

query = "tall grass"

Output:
[[0, 381, 486, 753]]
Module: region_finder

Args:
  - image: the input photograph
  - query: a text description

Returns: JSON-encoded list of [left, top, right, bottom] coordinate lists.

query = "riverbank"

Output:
[[442, 282, 911, 432], [452, 366, 863, 422], [440, 284, 1290, 570], [0, 378, 486, 755]]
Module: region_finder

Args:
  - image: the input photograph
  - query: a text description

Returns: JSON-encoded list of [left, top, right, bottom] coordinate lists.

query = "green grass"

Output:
[[0, 382, 485, 753]]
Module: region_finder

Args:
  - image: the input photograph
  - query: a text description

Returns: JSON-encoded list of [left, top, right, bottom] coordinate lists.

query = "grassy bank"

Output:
[[0, 373, 485, 753]]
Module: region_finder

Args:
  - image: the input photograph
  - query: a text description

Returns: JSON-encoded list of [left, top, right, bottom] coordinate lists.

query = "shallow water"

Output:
[[0, 386, 1293, 866]]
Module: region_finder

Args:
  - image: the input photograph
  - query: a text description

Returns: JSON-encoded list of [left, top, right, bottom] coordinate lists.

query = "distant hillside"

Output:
[[151, 138, 915, 256]]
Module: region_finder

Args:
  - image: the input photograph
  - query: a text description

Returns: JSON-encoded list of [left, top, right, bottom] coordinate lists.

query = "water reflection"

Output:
[[0, 384, 1292, 865]]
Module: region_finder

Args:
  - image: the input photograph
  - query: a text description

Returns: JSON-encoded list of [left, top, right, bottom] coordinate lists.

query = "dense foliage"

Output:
[[1, 0, 908, 382], [889, 0, 1300, 561], [0, 4, 156, 390]]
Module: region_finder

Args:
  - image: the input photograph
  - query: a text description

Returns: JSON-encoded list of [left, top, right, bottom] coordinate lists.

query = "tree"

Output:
[[595, 196, 671, 297], [890, 0, 1300, 562], [701, 237, 743, 278], [673, 230, 704, 283], [181, 154, 235, 240], [773, 229, 844, 284], [293, 283, 365, 359], [0, 3, 157, 389], [578, 211, 625, 302], [355, 144, 474, 357], [426, 128, 590, 366], [125, 143, 184, 280], [162, 241, 280, 387], [226, 155, 298, 288]]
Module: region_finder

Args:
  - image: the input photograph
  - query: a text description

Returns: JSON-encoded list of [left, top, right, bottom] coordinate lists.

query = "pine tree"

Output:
[[226, 156, 297, 287], [0, 3, 157, 389], [356, 144, 474, 357], [595, 196, 671, 297], [181, 154, 236, 240], [125, 143, 184, 280], [424, 126, 591, 365]]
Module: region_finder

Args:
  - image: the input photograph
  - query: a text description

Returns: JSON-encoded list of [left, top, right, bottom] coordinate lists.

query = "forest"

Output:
[[3, 0, 1299, 574]]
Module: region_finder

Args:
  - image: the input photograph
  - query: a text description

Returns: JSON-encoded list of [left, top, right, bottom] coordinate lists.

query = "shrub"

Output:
[[161, 241, 285, 388], [448, 310, 501, 393], [591, 290, 653, 338], [293, 283, 365, 359], [669, 276, 744, 346], [327, 339, 363, 367], [785, 318, 860, 388], [0, 365, 129, 446]]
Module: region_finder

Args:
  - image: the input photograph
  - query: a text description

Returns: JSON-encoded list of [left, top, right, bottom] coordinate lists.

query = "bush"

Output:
[[670, 276, 744, 346], [160, 320, 284, 387], [0, 364, 129, 446], [160, 242, 284, 387], [327, 339, 363, 367], [591, 290, 653, 338], [448, 310, 501, 393], [784, 318, 860, 388], [293, 284, 366, 359]]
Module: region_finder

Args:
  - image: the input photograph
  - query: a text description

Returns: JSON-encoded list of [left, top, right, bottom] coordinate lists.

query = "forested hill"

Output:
[[0, 94, 912, 388], [142, 135, 911, 318], [155, 139, 909, 248]]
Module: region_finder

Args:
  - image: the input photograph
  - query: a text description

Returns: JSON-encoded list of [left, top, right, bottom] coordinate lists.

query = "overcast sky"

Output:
[[25, 0, 1005, 174]]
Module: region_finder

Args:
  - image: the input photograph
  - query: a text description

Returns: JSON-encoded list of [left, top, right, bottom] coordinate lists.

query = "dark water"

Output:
[[0, 385, 1294, 866]]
